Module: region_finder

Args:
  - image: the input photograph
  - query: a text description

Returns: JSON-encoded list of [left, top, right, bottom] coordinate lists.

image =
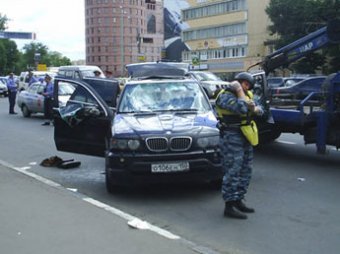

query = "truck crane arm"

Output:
[[252, 20, 340, 75]]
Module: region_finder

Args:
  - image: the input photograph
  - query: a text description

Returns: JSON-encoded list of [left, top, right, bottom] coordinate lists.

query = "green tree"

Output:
[[43, 51, 71, 67], [0, 13, 9, 31], [21, 42, 49, 69], [19, 42, 71, 70], [0, 42, 7, 75], [0, 39, 19, 74], [266, 0, 340, 74]]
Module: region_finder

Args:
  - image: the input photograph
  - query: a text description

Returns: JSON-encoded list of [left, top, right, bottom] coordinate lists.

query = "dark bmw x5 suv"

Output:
[[52, 63, 222, 193]]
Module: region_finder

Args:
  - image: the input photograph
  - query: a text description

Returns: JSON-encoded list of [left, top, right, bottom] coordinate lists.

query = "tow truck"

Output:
[[250, 19, 340, 154]]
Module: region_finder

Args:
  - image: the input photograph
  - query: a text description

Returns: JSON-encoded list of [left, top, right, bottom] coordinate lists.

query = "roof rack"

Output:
[[126, 62, 187, 79]]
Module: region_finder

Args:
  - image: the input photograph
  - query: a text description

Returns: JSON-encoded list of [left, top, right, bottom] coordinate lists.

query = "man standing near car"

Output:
[[41, 74, 54, 126], [6, 72, 18, 114], [215, 72, 263, 219]]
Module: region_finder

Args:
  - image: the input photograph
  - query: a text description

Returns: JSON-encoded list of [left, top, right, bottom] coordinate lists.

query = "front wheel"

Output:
[[21, 105, 31, 117], [105, 169, 121, 194]]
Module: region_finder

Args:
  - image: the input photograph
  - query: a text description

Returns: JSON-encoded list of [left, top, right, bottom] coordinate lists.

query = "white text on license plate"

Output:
[[151, 162, 189, 173]]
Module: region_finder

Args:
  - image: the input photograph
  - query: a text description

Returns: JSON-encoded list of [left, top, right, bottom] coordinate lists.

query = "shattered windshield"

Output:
[[118, 81, 211, 113]]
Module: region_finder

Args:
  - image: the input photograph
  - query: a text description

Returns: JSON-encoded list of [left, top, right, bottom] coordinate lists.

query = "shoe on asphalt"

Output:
[[224, 202, 247, 219], [9, 112, 18, 114], [233, 200, 255, 213], [41, 122, 50, 126]]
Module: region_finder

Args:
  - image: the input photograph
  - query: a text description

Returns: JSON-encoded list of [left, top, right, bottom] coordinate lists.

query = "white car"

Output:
[[17, 82, 75, 117], [0, 77, 8, 97], [187, 71, 229, 99]]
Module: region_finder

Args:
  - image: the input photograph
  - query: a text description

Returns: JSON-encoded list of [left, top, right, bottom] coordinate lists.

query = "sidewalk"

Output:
[[0, 165, 198, 254]]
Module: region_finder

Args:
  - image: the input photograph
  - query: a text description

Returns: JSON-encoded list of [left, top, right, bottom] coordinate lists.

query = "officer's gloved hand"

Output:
[[228, 81, 242, 93]]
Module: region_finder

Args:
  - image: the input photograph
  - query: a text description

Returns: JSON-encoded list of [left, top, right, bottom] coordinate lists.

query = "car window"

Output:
[[268, 78, 283, 87], [59, 82, 75, 95], [284, 80, 297, 87], [28, 84, 39, 94], [81, 70, 96, 77], [37, 84, 45, 94], [66, 84, 98, 106], [65, 71, 73, 78], [74, 71, 81, 79], [118, 82, 210, 113], [58, 70, 66, 76]]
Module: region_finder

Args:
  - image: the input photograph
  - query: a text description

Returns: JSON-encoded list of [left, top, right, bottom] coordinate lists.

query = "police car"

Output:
[[52, 63, 222, 193]]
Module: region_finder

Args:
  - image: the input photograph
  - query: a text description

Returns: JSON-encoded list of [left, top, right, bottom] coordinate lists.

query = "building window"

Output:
[[182, 0, 246, 21], [183, 23, 246, 41], [147, 14, 156, 34]]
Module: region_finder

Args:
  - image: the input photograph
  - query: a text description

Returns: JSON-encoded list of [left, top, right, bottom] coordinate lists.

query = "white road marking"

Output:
[[0, 159, 180, 240], [0, 158, 221, 254]]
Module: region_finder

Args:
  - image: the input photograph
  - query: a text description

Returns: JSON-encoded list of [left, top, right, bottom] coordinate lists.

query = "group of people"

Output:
[[6, 71, 54, 126]]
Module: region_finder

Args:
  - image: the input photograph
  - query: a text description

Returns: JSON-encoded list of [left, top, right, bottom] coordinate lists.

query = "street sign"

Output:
[[0, 31, 36, 40], [37, 64, 47, 71], [192, 57, 200, 65]]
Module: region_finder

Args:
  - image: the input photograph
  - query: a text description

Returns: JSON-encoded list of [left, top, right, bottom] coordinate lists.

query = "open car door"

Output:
[[52, 77, 115, 157]]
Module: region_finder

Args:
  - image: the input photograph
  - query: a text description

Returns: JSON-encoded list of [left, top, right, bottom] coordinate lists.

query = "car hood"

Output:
[[113, 111, 218, 136]]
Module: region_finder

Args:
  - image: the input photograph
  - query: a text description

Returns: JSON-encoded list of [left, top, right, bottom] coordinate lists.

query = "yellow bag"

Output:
[[240, 120, 259, 146]]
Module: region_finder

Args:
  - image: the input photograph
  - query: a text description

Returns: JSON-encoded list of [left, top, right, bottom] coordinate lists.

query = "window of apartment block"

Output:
[[183, 23, 246, 41], [147, 14, 156, 34], [182, 0, 246, 21]]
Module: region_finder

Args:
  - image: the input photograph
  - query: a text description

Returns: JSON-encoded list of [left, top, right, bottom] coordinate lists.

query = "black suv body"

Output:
[[52, 64, 222, 193]]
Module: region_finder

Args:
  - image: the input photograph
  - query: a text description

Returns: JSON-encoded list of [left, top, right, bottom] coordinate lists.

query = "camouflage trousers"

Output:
[[220, 130, 253, 202]]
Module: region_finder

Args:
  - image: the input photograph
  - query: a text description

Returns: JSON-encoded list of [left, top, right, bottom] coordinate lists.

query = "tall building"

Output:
[[85, 0, 164, 77], [180, 0, 273, 77]]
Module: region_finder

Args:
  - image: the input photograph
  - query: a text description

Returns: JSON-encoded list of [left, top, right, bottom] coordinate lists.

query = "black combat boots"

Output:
[[233, 200, 255, 213], [224, 202, 247, 219]]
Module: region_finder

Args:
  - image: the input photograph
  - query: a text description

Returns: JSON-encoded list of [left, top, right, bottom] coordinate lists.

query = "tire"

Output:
[[209, 179, 222, 190], [105, 169, 120, 194], [21, 105, 31, 117], [259, 129, 281, 144]]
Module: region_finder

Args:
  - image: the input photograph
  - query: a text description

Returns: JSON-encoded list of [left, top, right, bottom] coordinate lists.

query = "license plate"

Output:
[[151, 162, 190, 173]]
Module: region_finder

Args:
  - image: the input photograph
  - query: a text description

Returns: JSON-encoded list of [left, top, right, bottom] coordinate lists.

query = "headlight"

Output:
[[197, 136, 220, 148], [111, 138, 140, 150], [128, 140, 140, 150]]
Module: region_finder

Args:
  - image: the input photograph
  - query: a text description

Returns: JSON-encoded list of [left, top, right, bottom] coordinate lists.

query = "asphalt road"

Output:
[[1, 97, 340, 254]]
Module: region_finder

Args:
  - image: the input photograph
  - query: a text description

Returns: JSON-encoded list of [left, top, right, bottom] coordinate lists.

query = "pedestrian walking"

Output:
[[215, 72, 264, 219], [41, 75, 54, 126], [6, 72, 18, 114]]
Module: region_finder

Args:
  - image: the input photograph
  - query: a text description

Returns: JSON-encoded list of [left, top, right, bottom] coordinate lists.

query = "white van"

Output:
[[57, 65, 105, 79]]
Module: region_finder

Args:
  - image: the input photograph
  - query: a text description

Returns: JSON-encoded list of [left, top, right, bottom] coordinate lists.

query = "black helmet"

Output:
[[235, 72, 255, 89]]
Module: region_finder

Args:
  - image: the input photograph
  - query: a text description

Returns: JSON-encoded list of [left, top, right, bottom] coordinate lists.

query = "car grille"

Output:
[[146, 137, 192, 152]]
